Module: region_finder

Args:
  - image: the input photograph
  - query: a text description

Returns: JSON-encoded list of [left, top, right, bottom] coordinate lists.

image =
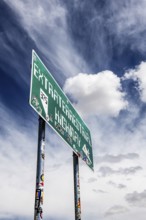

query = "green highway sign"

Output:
[[30, 50, 93, 170]]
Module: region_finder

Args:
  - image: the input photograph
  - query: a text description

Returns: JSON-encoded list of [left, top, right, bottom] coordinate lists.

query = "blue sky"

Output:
[[1, 0, 146, 220]]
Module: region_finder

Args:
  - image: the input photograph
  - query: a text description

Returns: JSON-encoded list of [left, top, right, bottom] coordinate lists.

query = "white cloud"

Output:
[[124, 61, 146, 102], [93, 189, 107, 194], [106, 0, 146, 53], [98, 166, 142, 177], [4, 0, 67, 30], [5, 0, 88, 78], [87, 177, 97, 183], [0, 213, 15, 220], [125, 190, 146, 207], [96, 153, 139, 164], [2, 1, 146, 220], [64, 71, 128, 117], [61, 62, 146, 220], [108, 181, 127, 189], [105, 205, 129, 216], [0, 102, 73, 219], [1, 89, 146, 220]]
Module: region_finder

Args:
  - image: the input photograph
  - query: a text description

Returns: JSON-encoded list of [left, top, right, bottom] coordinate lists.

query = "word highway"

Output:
[[33, 63, 92, 149]]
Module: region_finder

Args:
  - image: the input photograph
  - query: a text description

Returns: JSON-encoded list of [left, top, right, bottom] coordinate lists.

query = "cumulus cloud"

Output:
[[105, 205, 129, 216], [98, 166, 142, 177], [125, 190, 146, 207], [64, 71, 128, 117], [96, 153, 139, 164], [124, 61, 146, 103]]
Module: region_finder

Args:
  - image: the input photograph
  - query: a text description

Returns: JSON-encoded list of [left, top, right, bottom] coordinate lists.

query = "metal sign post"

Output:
[[34, 116, 46, 220], [73, 152, 81, 220]]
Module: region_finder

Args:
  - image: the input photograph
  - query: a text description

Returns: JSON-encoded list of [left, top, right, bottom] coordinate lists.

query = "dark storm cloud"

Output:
[[96, 153, 139, 164], [125, 190, 146, 207], [98, 166, 142, 177]]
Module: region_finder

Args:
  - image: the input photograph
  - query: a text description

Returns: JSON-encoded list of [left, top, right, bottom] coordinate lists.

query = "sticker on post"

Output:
[[82, 144, 91, 165], [40, 88, 49, 121]]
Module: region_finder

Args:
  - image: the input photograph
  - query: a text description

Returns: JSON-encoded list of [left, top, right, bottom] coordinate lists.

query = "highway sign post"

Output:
[[34, 117, 45, 220], [30, 50, 93, 220], [73, 152, 81, 220]]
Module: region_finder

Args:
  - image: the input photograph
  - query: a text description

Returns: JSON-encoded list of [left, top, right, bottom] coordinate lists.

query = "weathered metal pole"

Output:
[[73, 152, 81, 220], [34, 116, 46, 220]]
